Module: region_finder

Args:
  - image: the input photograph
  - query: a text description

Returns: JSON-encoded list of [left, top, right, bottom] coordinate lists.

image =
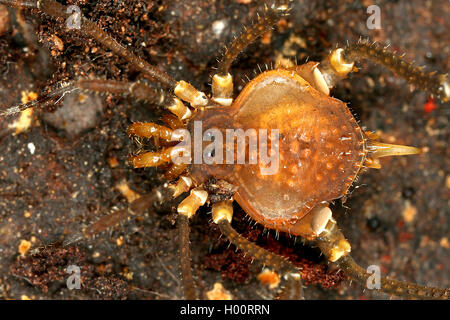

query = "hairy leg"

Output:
[[78, 79, 192, 120], [314, 215, 449, 299], [212, 200, 304, 300], [1, 78, 192, 120], [215, 0, 291, 77], [319, 39, 449, 102], [177, 213, 197, 299], [177, 188, 209, 299], [211, 0, 291, 105], [63, 184, 173, 246]]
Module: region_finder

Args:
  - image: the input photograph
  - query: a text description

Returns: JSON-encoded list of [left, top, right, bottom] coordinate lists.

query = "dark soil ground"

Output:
[[0, 0, 448, 300]]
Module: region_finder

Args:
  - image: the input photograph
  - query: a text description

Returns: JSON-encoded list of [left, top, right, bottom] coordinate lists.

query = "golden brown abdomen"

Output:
[[231, 69, 365, 230]]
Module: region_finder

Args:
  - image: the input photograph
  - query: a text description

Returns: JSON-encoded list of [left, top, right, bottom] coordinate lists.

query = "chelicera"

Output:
[[1, 0, 449, 299]]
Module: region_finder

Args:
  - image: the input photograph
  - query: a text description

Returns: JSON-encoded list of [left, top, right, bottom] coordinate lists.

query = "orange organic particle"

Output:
[[402, 201, 417, 223], [257, 268, 281, 289], [78, 93, 88, 103], [49, 34, 64, 51], [440, 237, 449, 249], [20, 90, 38, 104], [122, 267, 133, 281], [9, 108, 34, 134], [18, 239, 31, 256], [115, 179, 140, 203], [205, 282, 233, 300], [108, 157, 119, 168]]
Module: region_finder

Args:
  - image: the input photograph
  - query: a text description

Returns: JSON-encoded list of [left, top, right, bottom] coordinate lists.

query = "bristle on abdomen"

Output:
[[342, 41, 449, 102]]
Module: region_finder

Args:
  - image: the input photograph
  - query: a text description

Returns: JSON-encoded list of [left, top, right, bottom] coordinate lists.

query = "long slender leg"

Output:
[[176, 188, 209, 300], [1, 78, 192, 120], [216, 0, 291, 77], [0, 0, 209, 108], [79, 79, 192, 120], [339, 255, 449, 300], [63, 184, 173, 246], [313, 213, 450, 299], [319, 39, 449, 102], [211, 200, 303, 300], [0, 81, 76, 117], [211, 0, 291, 105], [177, 214, 196, 300]]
